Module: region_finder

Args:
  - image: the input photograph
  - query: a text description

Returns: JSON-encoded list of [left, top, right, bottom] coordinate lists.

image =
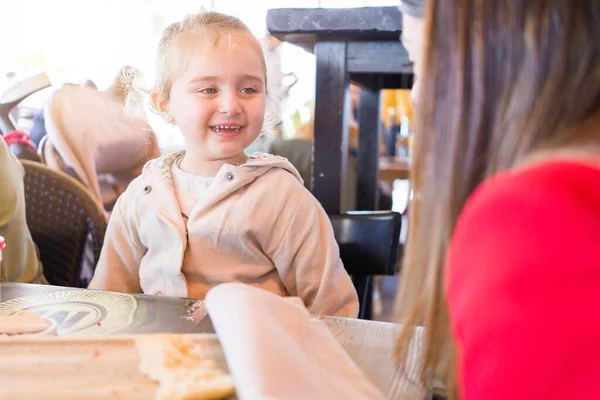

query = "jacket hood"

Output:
[[141, 151, 304, 187]]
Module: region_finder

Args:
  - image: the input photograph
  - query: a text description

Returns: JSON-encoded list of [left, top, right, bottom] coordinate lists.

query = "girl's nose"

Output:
[[218, 90, 241, 116]]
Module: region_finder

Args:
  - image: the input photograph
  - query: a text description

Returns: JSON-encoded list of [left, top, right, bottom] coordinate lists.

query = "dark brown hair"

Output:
[[395, 0, 600, 397]]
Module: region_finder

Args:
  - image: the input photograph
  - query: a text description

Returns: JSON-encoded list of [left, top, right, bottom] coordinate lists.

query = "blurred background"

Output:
[[0, 0, 400, 145]]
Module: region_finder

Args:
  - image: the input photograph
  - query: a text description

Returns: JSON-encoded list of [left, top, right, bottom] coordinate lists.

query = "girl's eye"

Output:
[[240, 87, 257, 95], [198, 88, 217, 94]]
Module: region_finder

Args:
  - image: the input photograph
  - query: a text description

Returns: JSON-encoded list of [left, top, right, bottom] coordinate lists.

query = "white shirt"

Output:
[[171, 159, 214, 217], [171, 159, 217, 298]]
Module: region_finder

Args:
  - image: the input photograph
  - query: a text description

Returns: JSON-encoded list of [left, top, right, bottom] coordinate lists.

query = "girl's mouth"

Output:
[[210, 125, 244, 137]]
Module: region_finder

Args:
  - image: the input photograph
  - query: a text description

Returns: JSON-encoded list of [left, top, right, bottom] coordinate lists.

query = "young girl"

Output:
[[88, 11, 358, 318]]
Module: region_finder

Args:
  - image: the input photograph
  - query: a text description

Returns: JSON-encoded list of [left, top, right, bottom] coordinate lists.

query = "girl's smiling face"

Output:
[[163, 34, 266, 163]]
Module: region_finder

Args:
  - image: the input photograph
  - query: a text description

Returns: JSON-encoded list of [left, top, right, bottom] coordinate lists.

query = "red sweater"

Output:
[[446, 160, 600, 399]]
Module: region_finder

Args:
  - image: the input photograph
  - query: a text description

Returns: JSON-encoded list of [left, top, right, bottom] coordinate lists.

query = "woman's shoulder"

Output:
[[461, 158, 600, 223], [450, 158, 600, 264]]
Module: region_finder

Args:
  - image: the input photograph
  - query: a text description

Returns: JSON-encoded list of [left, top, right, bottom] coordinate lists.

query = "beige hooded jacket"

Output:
[[89, 152, 358, 318]]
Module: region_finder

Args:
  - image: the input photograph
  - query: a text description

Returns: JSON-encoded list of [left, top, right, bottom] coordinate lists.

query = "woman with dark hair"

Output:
[[395, 1, 600, 399]]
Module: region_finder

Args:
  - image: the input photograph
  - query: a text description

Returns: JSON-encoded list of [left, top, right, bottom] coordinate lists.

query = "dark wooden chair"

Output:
[[20, 160, 108, 287], [330, 211, 402, 319]]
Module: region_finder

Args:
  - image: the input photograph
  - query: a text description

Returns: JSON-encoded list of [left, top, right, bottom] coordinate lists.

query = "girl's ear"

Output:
[[151, 92, 173, 124]]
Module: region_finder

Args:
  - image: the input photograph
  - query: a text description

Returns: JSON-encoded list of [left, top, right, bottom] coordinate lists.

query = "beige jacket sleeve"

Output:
[[0, 140, 41, 283], [268, 188, 359, 318], [88, 192, 144, 292]]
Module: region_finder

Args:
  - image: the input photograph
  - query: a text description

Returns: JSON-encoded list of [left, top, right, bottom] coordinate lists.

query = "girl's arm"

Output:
[[88, 192, 145, 293], [267, 188, 359, 318]]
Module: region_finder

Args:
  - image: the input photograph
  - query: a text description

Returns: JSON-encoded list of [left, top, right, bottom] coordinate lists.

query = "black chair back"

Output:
[[21, 160, 107, 287], [330, 211, 402, 319]]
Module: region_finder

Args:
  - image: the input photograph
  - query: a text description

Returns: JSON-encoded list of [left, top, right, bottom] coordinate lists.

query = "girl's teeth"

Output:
[[213, 126, 241, 132]]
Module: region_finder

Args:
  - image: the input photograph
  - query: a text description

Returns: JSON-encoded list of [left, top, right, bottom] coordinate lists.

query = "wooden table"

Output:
[[380, 156, 411, 182], [267, 7, 412, 212], [0, 283, 427, 399]]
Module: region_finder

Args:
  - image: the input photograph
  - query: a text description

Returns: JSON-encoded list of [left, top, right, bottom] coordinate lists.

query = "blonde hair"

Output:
[[106, 65, 140, 104], [124, 11, 283, 138]]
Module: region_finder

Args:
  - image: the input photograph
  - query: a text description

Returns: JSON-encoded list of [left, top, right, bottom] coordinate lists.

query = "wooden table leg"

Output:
[[312, 41, 349, 215], [356, 86, 381, 211]]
